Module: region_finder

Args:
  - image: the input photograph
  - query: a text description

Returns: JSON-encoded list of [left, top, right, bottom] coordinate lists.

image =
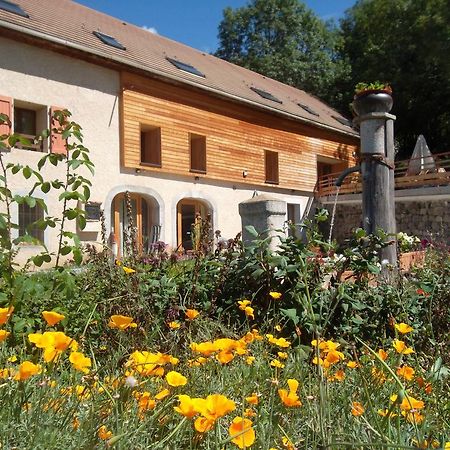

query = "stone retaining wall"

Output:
[[323, 199, 450, 244]]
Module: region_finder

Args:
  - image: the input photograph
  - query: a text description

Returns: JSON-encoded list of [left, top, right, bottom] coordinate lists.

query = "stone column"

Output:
[[239, 194, 286, 252]]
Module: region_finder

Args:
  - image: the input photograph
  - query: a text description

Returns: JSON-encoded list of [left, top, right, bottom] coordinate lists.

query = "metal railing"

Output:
[[316, 151, 450, 197]]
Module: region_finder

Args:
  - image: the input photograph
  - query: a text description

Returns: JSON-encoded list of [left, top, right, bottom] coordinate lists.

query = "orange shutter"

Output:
[[0, 96, 12, 136], [50, 106, 66, 154]]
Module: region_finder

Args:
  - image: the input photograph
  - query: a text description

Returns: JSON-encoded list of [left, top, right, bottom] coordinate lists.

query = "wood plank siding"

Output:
[[121, 72, 359, 192]]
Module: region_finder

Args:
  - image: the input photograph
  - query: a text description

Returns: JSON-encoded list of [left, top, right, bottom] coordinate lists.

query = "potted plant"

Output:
[[352, 81, 393, 116]]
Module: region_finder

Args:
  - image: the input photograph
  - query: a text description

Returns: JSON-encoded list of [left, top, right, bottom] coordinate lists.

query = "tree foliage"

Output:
[[339, 0, 450, 156], [215, 0, 450, 156], [215, 0, 348, 102]]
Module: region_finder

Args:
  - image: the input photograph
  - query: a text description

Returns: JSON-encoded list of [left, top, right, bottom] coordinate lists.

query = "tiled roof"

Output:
[[0, 0, 358, 138]]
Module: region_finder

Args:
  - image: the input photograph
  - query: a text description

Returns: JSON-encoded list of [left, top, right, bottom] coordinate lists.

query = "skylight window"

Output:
[[166, 57, 205, 78], [93, 31, 126, 50], [250, 87, 282, 104], [298, 103, 319, 117], [332, 115, 353, 128], [0, 0, 29, 17]]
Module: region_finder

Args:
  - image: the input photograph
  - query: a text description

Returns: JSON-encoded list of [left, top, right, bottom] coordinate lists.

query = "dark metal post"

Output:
[[354, 111, 397, 266]]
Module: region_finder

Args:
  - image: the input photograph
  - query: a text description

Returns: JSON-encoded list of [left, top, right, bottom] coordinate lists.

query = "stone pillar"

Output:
[[354, 111, 397, 266], [239, 194, 286, 251]]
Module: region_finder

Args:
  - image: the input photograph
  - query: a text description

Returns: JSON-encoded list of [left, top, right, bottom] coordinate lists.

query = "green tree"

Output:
[[339, 0, 450, 156], [215, 0, 348, 103]]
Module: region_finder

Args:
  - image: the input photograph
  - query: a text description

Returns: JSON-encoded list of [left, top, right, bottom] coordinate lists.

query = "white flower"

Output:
[[125, 376, 138, 388]]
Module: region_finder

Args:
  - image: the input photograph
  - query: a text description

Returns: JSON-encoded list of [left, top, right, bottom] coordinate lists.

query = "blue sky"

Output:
[[76, 1, 356, 53]]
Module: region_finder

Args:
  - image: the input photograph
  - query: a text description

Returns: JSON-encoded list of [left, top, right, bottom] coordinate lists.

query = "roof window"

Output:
[[332, 115, 353, 128], [166, 57, 205, 78], [93, 31, 126, 50], [250, 87, 282, 104], [0, 0, 29, 17], [298, 103, 319, 117]]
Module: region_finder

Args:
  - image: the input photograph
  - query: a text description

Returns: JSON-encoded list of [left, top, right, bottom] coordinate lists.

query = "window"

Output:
[[166, 57, 205, 78], [250, 87, 282, 104], [14, 107, 36, 135], [13, 102, 47, 152], [287, 204, 301, 237], [140, 126, 161, 167], [190, 133, 206, 173], [18, 203, 44, 242], [265, 150, 279, 184], [0, 0, 29, 17], [298, 103, 319, 117], [332, 115, 353, 128], [93, 31, 126, 50]]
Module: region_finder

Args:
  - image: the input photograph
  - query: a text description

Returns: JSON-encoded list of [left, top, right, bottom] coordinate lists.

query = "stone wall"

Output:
[[323, 199, 450, 244]]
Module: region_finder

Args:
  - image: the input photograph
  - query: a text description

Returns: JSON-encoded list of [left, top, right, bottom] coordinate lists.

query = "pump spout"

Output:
[[335, 165, 361, 187]]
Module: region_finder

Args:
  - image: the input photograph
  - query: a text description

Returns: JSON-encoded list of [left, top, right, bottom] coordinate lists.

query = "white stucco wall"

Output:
[[0, 37, 310, 266]]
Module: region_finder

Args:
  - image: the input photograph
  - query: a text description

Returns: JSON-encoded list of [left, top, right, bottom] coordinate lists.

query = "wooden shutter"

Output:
[[140, 127, 161, 166], [50, 106, 66, 154], [190, 134, 206, 173], [0, 96, 12, 136], [265, 150, 279, 184]]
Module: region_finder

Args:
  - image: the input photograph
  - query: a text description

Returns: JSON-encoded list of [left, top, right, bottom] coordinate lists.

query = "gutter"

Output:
[[0, 19, 359, 140]]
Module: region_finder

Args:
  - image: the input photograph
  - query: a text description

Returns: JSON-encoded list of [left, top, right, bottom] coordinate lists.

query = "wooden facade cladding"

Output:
[[120, 72, 359, 192]]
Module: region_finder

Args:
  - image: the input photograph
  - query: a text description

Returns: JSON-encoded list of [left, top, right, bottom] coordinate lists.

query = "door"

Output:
[[112, 193, 149, 257], [177, 199, 207, 251]]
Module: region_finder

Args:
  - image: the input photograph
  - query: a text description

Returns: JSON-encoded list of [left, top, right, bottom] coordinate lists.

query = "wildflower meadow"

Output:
[[0, 112, 449, 449]]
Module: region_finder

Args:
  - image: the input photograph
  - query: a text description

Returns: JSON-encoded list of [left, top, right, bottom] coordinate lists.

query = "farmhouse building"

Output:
[[0, 0, 359, 263]]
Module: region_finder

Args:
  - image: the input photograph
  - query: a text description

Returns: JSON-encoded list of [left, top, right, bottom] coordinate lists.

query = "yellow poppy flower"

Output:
[[174, 394, 199, 419], [98, 425, 113, 440], [278, 379, 302, 407], [245, 393, 259, 405], [168, 321, 181, 329], [246, 356, 255, 365], [229, 417, 255, 449], [14, 361, 42, 381], [196, 394, 236, 421], [347, 361, 358, 369], [122, 266, 136, 274], [185, 309, 200, 320], [392, 339, 414, 355], [282, 436, 295, 450], [166, 370, 187, 387], [269, 291, 282, 300], [135, 391, 156, 413], [108, 315, 137, 330], [194, 416, 215, 433], [394, 322, 413, 334], [155, 388, 170, 400], [42, 311, 65, 326], [216, 350, 235, 364], [190, 341, 217, 356], [270, 359, 285, 369], [0, 306, 14, 326], [69, 351, 91, 374], [396, 365, 415, 381], [0, 330, 10, 342], [238, 300, 251, 310], [351, 401, 364, 416]]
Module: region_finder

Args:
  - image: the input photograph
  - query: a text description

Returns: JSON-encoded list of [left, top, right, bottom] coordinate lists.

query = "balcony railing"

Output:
[[316, 151, 450, 197]]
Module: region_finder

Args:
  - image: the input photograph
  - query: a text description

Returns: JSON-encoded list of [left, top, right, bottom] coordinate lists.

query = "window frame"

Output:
[[264, 150, 279, 184], [140, 125, 162, 167], [12, 100, 48, 152], [189, 133, 207, 174], [11, 193, 48, 247]]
